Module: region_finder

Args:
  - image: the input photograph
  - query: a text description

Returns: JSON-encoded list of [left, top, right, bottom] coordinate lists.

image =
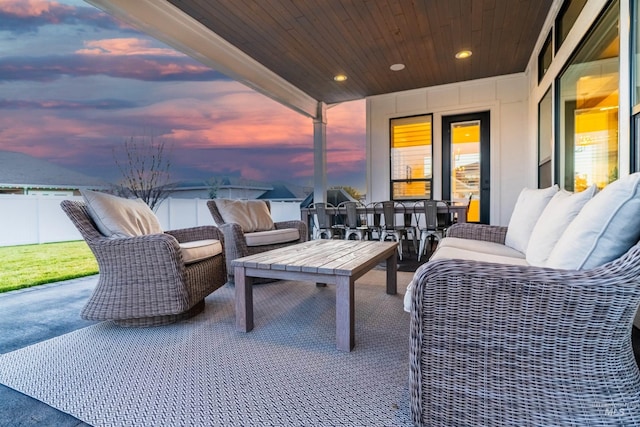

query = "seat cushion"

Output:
[[504, 185, 558, 253], [439, 237, 525, 258], [546, 173, 640, 270], [245, 228, 299, 247], [179, 239, 223, 264], [430, 246, 530, 266], [214, 199, 274, 232], [525, 185, 597, 267], [404, 244, 528, 313], [81, 189, 163, 238]]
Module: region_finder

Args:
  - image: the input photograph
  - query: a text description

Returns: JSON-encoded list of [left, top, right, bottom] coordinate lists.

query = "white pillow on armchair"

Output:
[[81, 190, 163, 238]]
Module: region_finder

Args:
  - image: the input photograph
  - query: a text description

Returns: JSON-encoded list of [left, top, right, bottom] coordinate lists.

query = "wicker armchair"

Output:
[[409, 222, 640, 426], [207, 199, 308, 283], [61, 200, 227, 327]]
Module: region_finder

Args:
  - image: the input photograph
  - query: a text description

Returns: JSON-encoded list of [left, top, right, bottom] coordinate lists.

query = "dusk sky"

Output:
[[0, 0, 366, 191]]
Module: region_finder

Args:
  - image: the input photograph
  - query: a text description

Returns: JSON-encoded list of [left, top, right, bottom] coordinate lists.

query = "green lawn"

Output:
[[0, 241, 98, 293]]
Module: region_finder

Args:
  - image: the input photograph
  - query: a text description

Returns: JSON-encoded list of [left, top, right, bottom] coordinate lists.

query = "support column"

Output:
[[313, 102, 327, 204]]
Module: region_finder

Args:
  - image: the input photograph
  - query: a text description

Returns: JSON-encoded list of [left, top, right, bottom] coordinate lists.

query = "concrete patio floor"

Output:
[[0, 276, 98, 427]]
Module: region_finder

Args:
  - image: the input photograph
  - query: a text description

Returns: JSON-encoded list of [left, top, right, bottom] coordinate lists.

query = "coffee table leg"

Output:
[[386, 252, 397, 295], [235, 266, 253, 332], [336, 275, 355, 351]]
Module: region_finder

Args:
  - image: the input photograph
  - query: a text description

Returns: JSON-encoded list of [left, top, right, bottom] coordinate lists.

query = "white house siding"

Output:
[[366, 73, 530, 226]]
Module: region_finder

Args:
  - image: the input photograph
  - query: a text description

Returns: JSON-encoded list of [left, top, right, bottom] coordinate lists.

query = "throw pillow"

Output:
[[546, 173, 640, 270], [504, 184, 558, 253], [215, 199, 275, 232], [81, 190, 163, 238], [525, 185, 597, 267]]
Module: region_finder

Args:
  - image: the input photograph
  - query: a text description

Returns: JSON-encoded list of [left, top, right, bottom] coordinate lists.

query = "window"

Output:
[[538, 32, 553, 83], [538, 88, 553, 188], [390, 115, 432, 200], [555, 0, 588, 52], [632, 0, 640, 171], [557, 0, 619, 192]]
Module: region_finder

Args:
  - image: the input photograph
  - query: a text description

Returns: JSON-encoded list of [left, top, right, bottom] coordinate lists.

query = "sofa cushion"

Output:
[[245, 228, 299, 247], [214, 199, 274, 232], [525, 185, 597, 267], [504, 185, 558, 253], [430, 246, 530, 266], [403, 244, 529, 313], [546, 173, 640, 270], [81, 190, 163, 238], [179, 239, 223, 264], [439, 237, 525, 258], [403, 280, 415, 313]]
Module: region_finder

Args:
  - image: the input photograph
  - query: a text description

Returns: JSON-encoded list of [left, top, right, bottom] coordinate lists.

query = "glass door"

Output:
[[442, 112, 490, 223]]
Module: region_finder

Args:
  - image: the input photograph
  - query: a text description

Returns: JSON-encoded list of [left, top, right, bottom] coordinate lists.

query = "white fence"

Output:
[[0, 195, 303, 247]]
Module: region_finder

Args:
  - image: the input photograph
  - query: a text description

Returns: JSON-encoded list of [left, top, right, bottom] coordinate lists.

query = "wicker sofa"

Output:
[[407, 175, 640, 426]]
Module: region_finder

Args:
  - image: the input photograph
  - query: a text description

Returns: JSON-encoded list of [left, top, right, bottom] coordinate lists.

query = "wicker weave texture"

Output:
[[445, 222, 508, 243], [60, 200, 226, 327], [207, 200, 308, 282], [409, 223, 640, 426]]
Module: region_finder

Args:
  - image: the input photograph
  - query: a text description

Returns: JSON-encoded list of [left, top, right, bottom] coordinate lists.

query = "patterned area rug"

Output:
[[0, 270, 414, 427]]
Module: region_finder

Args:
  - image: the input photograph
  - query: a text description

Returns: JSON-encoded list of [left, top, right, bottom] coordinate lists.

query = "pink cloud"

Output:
[[0, 0, 68, 18], [76, 38, 184, 57]]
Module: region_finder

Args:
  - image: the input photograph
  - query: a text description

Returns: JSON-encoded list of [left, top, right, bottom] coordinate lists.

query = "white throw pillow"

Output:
[[214, 199, 274, 232], [504, 185, 558, 253], [81, 190, 163, 238], [525, 185, 597, 267], [546, 173, 640, 270]]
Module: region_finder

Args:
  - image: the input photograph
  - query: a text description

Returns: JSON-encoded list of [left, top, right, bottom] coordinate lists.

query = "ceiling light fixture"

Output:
[[390, 63, 405, 71], [334, 74, 348, 82], [455, 50, 472, 59]]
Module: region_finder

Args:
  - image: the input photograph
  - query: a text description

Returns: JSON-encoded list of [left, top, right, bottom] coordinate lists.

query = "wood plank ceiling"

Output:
[[167, 0, 553, 105]]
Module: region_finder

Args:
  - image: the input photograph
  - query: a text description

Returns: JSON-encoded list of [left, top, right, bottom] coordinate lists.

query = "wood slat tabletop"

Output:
[[232, 239, 397, 276]]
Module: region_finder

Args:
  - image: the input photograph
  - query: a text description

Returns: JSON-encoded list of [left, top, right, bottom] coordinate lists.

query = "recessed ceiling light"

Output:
[[455, 50, 472, 59], [334, 74, 348, 82], [390, 63, 405, 71]]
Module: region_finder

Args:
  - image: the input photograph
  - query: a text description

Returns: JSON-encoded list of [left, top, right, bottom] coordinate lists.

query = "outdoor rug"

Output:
[[0, 270, 414, 426]]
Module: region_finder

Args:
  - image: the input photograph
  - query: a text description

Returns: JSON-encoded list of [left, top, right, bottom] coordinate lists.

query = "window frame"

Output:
[[389, 114, 433, 201]]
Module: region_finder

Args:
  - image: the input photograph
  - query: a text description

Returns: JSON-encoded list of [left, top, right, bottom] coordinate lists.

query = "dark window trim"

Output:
[[538, 86, 553, 188], [553, 0, 618, 190], [388, 113, 434, 201], [631, 0, 639, 172], [538, 31, 553, 84], [555, 0, 588, 53]]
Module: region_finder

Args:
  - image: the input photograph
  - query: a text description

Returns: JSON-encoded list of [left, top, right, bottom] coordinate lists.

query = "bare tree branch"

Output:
[[112, 134, 174, 211]]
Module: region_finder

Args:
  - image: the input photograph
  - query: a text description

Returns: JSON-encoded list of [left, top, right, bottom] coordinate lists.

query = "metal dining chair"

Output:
[[379, 201, 416, 260], [309, 202, 335, 239], [365, 202, 383, 240], [340, 201, 369, 240]]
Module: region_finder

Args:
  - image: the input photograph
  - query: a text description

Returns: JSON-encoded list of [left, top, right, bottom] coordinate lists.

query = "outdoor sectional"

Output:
[[406, 173, 640, 426]]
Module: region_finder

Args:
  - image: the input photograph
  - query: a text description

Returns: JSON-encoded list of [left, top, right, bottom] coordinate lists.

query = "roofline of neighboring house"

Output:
[[0, 184, 108, 190], [172, 185, 274, 191], [218, 185, 273, 190]]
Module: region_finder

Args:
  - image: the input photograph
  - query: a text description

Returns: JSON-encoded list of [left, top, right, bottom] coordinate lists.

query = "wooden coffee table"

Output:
[[231, 239, 398, 351]]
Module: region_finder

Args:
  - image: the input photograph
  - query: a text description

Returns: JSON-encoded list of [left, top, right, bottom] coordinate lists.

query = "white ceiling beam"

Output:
[[85, 0, 319, 119]]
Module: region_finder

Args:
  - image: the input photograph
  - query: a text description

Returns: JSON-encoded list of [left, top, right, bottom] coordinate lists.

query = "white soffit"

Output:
[[85, 0, 319, 119]]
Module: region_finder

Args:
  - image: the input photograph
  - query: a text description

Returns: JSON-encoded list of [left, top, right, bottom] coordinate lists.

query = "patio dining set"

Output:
[[301, 199, 469, 261]]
